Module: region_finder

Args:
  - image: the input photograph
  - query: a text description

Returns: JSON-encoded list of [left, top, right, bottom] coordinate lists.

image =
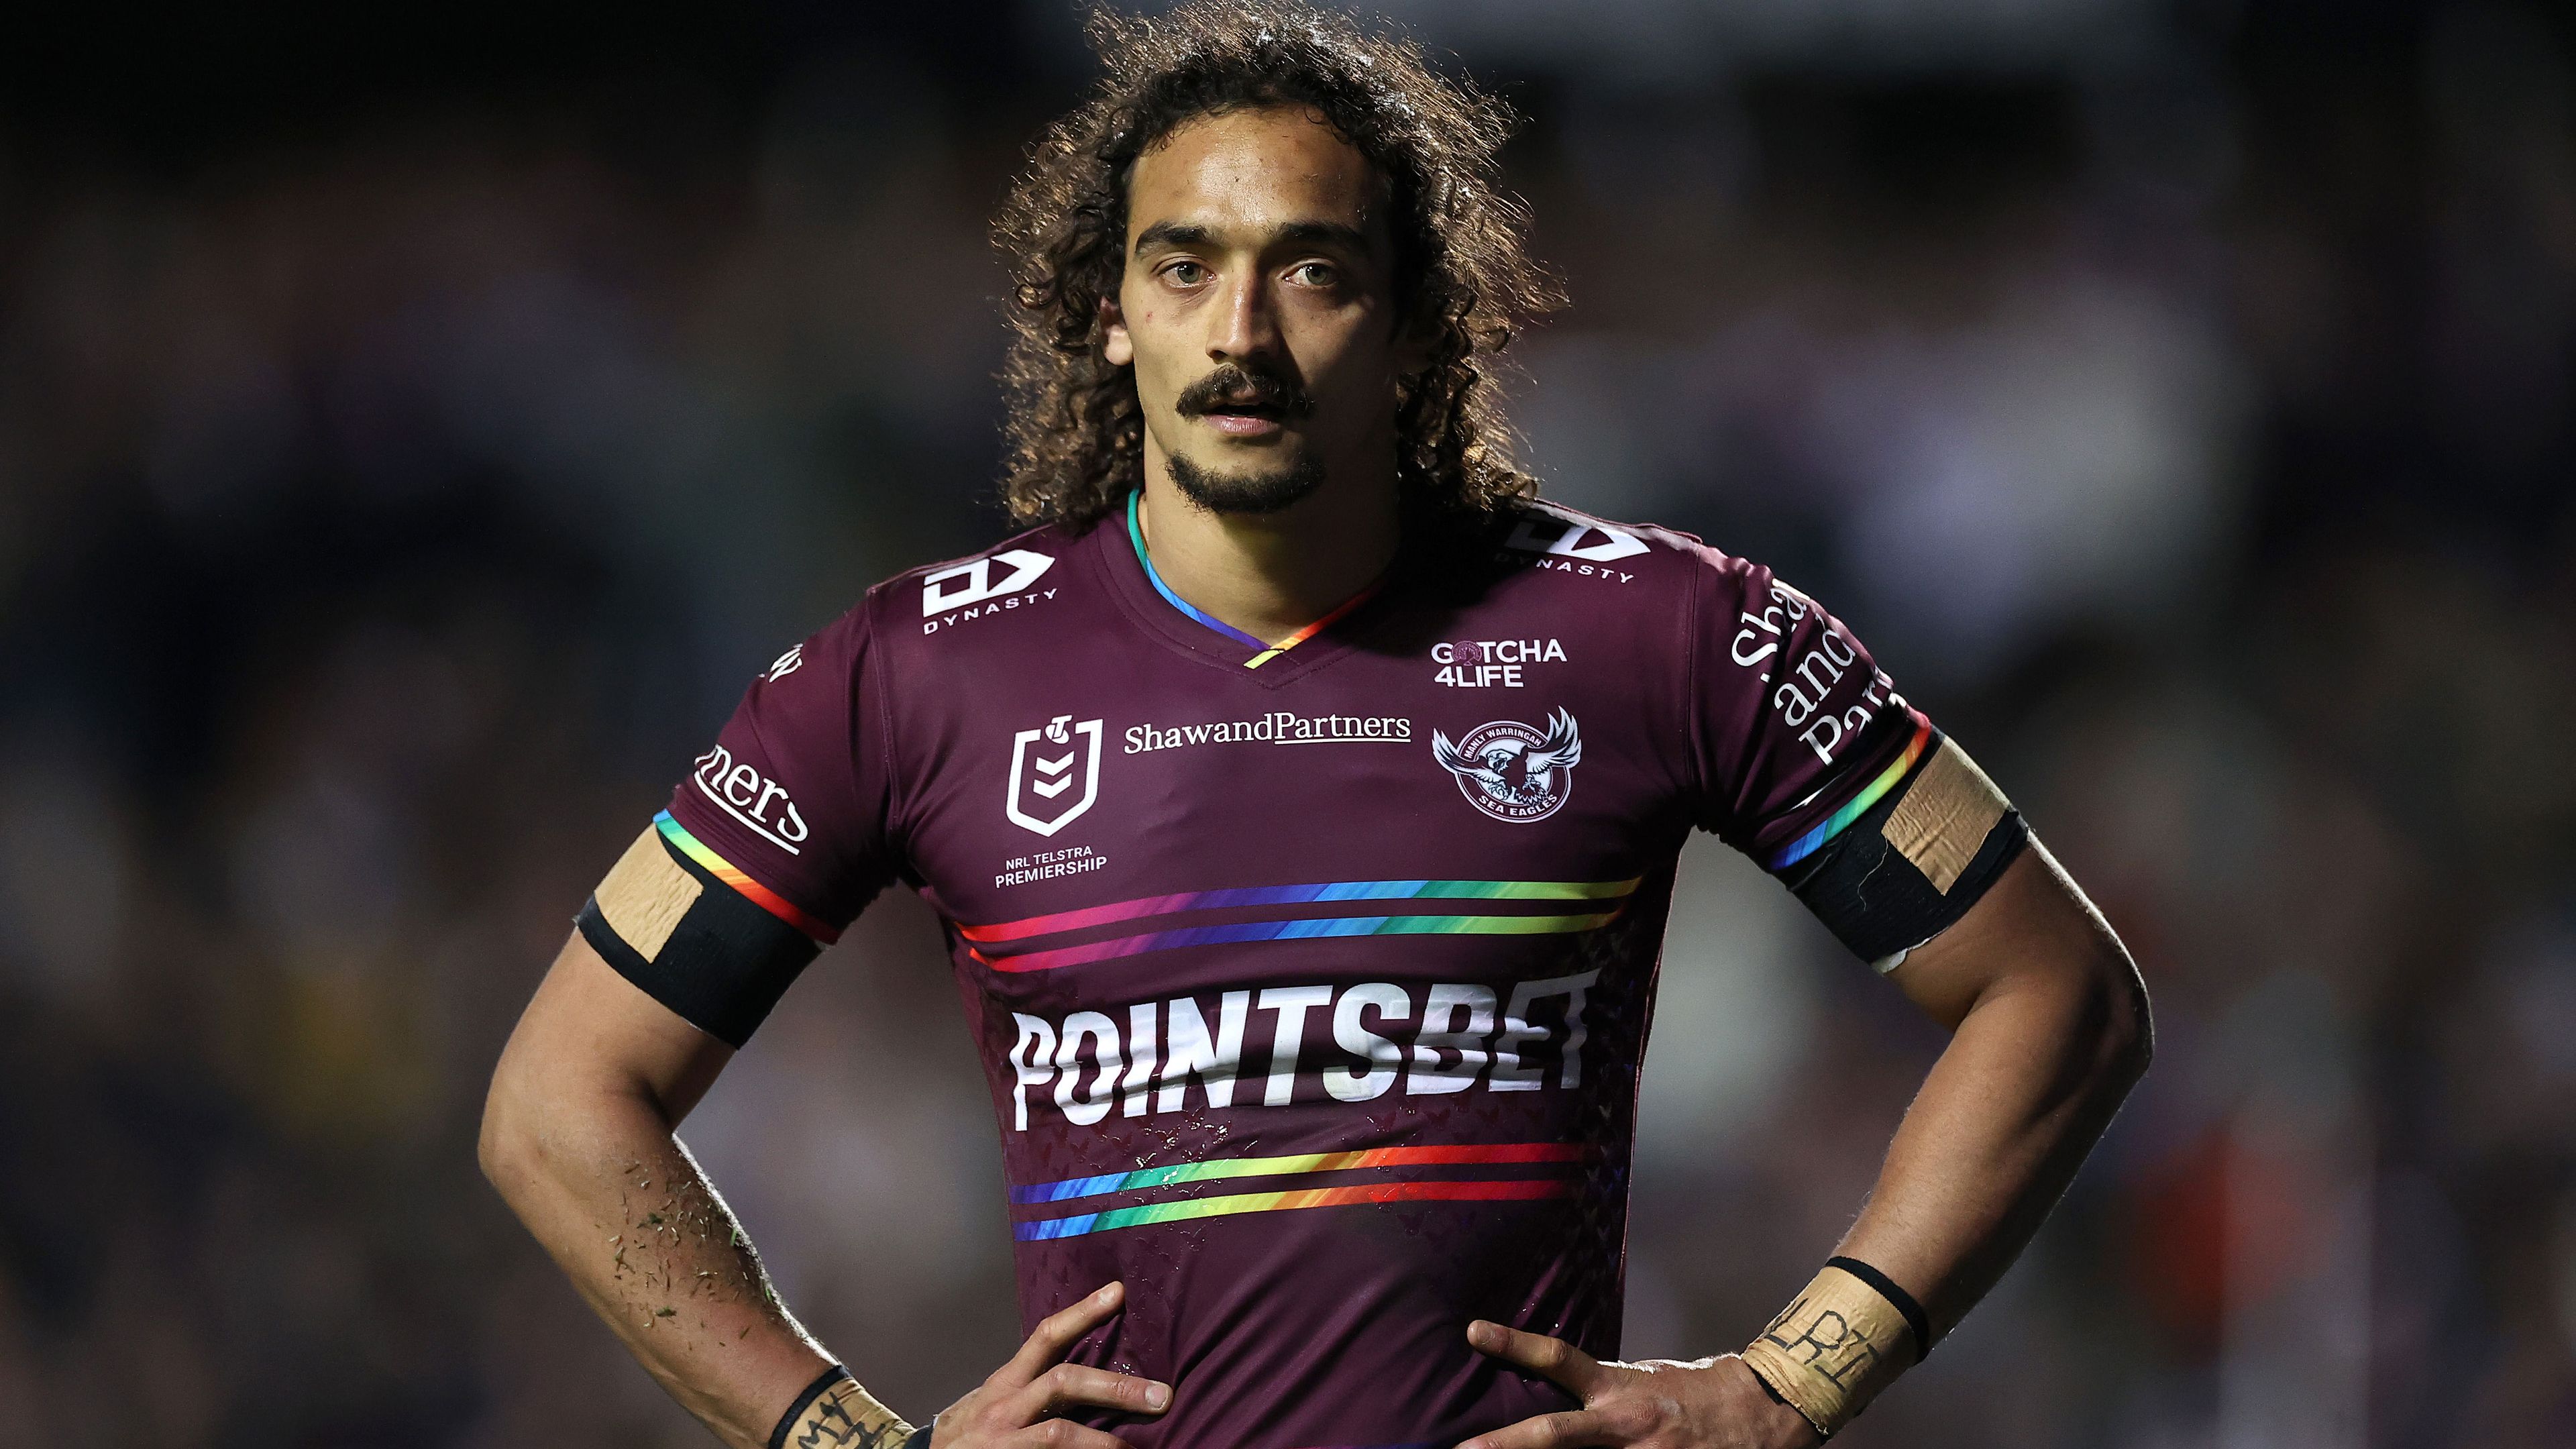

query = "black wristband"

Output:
[[1740, 1356, 1833, 1442], [902, 1422, 935, 1449], [769, 1364, 855, 1449], [1825, 1256, 1931, 1362]]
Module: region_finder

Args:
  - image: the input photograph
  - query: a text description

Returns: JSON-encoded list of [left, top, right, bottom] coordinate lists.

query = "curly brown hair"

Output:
[[991, 0, 1564, 531]]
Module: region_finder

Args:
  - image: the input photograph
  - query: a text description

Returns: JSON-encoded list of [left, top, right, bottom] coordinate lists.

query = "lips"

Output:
[[1190, 395, 1290, 437], [1199, 405, 1286, 437]]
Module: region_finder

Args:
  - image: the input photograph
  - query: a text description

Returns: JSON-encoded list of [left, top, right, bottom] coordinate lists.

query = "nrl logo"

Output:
[[1433, 708, 1584, 823], [1006, 714, 1103, 837]]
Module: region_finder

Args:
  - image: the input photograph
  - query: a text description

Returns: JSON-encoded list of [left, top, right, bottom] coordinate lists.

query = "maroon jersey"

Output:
[[623, 498, 1943, 1448]]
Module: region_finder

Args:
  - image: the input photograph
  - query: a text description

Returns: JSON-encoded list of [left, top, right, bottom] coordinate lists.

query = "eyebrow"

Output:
[[1132, 221, 1214, 254], [1131, 219, 1376, 256], [1276, 220, 1373, 254]]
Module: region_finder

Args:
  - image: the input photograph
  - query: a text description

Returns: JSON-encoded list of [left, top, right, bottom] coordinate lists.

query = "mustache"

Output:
[[1173, 364, 1314, 420]]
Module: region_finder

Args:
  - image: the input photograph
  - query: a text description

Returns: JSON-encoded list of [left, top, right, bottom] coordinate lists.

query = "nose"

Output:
[[1207, 268, 1281, 364]]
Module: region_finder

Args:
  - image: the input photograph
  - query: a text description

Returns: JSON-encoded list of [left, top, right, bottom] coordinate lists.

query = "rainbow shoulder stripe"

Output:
[[653, 810, 839, 943], [1766, 715, 1934, 871]]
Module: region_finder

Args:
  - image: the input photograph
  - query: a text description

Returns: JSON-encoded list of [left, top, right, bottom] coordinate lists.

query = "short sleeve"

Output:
[[1684, 549, 1922, 863], [662, 606, 899, 931], [578, 603, 900, 1044], [1682, 547, 2028, 967]]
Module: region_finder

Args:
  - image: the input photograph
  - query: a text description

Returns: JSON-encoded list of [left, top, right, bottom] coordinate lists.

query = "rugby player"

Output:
[[480, 6, 2151, 1448]]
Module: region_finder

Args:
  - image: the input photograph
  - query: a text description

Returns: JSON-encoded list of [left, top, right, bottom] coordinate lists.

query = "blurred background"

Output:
[[1, 1, 2571, 1444]]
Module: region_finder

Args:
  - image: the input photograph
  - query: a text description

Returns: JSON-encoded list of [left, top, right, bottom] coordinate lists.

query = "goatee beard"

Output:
[[1166, 451, 1327, 516]]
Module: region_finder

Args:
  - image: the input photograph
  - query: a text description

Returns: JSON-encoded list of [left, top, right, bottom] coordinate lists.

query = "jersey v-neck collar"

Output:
[[1114, 490, 1387, 674]]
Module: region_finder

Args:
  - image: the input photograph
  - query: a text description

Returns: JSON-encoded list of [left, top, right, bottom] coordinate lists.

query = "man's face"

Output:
[[1105, 105, 1408, 515]]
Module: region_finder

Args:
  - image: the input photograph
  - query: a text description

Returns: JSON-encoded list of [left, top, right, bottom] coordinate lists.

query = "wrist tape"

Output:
[[768, 1365, 916, 1449], [1739, 1258, 1929, 1438]]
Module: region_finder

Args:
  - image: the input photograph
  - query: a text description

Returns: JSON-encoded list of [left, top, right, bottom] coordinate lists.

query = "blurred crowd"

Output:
[[1, 3, 2571, 1446]]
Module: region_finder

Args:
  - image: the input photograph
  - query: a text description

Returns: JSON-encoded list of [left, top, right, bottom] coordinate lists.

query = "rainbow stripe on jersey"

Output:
[[959, 875, 1639, 973], [1012, 1142, 1584, 1203], [960, 877, 1635, 944], [1764, 714, 1934, 871], [1010, 1140, 1583, 1240], [654, 810, 838, 942], [1126, 491, 1381, 668], [1016, 1179, 1573, 1240]]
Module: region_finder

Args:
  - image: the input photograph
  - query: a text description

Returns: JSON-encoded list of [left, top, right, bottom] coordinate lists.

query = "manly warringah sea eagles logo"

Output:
[[1433, 708, 1583, 822], [1007, 714, 1103, 837]]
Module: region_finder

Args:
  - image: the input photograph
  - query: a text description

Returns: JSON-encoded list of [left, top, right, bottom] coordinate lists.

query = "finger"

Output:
[[1004, 1362, 1172, 1423], [1006, 1283, 1126, 1384], [1456, 1409, 1617, 1449], [998, 1421, 1135, 1449], [1464, 1322, 1609, 1399]]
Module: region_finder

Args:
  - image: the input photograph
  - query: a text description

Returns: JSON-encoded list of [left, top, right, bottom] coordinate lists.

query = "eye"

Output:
[[1161, 260, 1209, 286], [1289, 261, 1338, 286]]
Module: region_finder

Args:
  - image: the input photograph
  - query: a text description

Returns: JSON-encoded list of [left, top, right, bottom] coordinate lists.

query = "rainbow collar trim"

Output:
[[1124, 491, 1381, 668]]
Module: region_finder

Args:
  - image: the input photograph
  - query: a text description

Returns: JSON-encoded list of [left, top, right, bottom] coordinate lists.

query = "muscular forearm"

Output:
[[485, 940, 1154, 1449], [1835, 848, 2151, 1341], [480, 1080, 865, 1448]]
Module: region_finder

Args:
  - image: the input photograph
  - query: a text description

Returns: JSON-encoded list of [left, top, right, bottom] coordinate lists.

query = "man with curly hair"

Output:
[[481, 6, 2150, 1449]]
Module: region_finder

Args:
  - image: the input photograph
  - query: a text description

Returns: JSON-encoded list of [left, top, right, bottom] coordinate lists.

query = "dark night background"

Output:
[[1, 2, 2571, 1445]]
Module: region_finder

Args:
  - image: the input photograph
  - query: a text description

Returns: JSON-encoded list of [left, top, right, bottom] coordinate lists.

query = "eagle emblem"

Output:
[[1432, 708, 1584, 822]]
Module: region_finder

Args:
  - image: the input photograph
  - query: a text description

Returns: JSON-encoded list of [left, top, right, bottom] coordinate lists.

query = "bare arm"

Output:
[[479, 932, 837, 1448], [1461, 838, 2150, 1448], [480, 932, 1174, 1449], [1836, 837, 2152, 1335]]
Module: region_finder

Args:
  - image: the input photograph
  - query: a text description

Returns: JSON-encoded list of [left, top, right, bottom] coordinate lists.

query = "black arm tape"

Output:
[[769, 1365, 855, 1449], [1826, 1255, 1933, 1362], [1776, 759, 2028, 965], [578, 834, 821, 1049], [902, 1424, 935, 1449]]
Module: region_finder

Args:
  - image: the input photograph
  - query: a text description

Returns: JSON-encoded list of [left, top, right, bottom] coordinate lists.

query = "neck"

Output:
[[1135, 444, 1401, 645]]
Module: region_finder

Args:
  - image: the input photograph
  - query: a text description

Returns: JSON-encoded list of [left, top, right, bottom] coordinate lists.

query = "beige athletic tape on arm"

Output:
[[780, 1377, 913, 1449], [594, 826, 703, 961], [1739, 1265, 1914, 1438], [1880, 738, 2010, 894]]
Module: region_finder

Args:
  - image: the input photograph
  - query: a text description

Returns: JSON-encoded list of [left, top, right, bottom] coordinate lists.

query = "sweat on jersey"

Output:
[[577, 497, 2023, 1449]]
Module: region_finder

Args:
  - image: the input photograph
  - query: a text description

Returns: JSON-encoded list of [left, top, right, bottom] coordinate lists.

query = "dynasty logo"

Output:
[[922, 549, 1057, 635], [1433, 708, 1584, 822], [1499, 508, 1648, 585], [1006, 714, 1103, 837]]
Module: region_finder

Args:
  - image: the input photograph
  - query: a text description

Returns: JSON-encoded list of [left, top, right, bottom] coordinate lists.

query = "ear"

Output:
[[1102, 293, 1133, 368]]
